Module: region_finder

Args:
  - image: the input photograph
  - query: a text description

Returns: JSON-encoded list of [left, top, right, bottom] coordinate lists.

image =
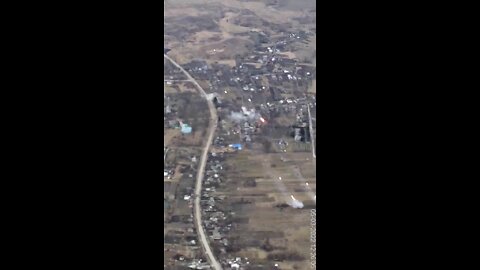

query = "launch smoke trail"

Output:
[[263, 162, 304, 209], [293, 167, 316, 203], [274, 176, 304, 209]]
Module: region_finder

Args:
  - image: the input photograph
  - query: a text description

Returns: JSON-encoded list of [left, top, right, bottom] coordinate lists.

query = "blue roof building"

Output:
[[181, 124, 192, 134], [229, 144, 243, 150]]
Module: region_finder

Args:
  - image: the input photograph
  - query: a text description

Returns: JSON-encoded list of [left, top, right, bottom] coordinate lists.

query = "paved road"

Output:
[[164, 54, 222, 270]]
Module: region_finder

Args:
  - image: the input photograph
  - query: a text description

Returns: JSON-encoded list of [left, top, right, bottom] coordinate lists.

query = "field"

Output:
[[210, 148, 315, 269], [164, 0, 316, 65]]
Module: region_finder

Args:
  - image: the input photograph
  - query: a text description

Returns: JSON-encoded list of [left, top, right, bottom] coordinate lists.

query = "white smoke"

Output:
[[229, 112, 248, 123], [274, 176, 304, 209], [288, 195, 304, 209], [293, 167, 316, 203], [274, 177, 287, 194], [228, 111, 260, 123]]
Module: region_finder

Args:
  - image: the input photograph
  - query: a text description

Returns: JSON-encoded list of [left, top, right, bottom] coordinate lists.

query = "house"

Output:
[[181, 123, 192, 134]]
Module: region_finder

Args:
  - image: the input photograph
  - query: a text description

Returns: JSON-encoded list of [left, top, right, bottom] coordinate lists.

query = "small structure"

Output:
[[228, 144, 243, 150], [181, 123, 192, 134], [294, 128, 302, 141], [212, 228, 221, 240]]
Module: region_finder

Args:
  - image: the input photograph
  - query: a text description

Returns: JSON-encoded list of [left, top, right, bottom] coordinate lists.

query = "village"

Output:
[[164, 1, 316, 269], [163, 36, 316, 269]]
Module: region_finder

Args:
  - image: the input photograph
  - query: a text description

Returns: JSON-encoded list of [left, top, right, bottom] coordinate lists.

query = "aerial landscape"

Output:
[[164, 0, 316, 269]]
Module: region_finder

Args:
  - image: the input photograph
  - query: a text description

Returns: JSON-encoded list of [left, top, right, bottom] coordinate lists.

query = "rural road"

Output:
[[307, 104, 316, 159], [164, 147, 169, 164], [164, 54, 222, 270]]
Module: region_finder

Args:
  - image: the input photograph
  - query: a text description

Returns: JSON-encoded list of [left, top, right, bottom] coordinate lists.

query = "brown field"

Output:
[[165, 0, 316, 65], [164, 129, 180, 146], [216, 148, 315, 269]]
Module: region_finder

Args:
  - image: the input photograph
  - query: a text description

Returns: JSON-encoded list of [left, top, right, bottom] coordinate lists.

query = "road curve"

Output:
[[164, 54, 222, 270]]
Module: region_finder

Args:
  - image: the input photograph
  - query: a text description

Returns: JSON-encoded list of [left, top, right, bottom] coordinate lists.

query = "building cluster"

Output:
[[179, 30, 317, 149], [184, 30, 316, 97], [164, 153, 206, 268], [164, 95, 193, 135]]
